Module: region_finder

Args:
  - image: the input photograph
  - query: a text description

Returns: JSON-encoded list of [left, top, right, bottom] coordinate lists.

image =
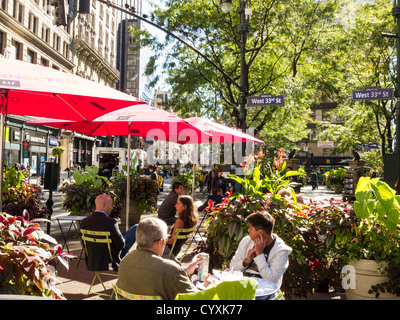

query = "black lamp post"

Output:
[[220, 0, 251, 134], [382, 1, 400, 189]]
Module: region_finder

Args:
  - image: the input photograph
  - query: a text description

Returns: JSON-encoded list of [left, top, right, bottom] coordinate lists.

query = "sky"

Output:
[[139, 0, 169, 97]]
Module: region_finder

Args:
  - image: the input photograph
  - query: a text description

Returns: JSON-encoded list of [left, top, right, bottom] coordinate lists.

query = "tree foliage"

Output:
[[134, 0, 396, 152]]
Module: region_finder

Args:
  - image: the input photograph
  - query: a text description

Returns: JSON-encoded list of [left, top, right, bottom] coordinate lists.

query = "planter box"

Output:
[[119, 200, 141, 230], [345, 259, 400, 300]]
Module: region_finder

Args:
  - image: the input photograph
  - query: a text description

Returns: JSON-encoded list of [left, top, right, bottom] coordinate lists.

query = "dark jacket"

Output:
[[157, 190, 179, 225], [80, 211, 125, 271], [211, 175, 226, 194], [198, 194, 224, 212]]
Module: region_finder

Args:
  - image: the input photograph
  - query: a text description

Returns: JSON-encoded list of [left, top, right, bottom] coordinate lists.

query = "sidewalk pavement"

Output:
[[41, 180, 346, 300]]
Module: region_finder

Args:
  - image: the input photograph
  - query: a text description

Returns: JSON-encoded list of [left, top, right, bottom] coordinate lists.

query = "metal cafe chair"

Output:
[[167, 225, 197, 262], [80, 229, 118, 298], [113, 284, 162, 300]]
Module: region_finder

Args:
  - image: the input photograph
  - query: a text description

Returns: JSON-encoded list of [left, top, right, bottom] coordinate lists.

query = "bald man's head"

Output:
[[95, 194, 113, 215]]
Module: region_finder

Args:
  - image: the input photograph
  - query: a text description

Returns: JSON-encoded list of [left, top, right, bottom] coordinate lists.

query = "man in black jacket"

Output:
[[80, 194, 136, 271]]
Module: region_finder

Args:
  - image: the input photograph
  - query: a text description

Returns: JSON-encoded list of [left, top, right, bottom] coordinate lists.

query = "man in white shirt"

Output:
[[230, 211, 292, 290]]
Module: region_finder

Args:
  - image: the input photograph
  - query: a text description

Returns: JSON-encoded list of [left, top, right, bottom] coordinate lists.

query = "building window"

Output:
[[13, 1, 25, 23], [27, 49, 36, 63], [63, 41, 69, 59], [18, 4, 24, 23], [1, 0, 8, 10], [42, 26, 50, 43], [0, 31, 5, 56], [323, 148, 331, 157], [99, 3, 104, 19], [28, 13, 39, 34], [10, 39, 22, 60], [53, 34, 60, 51], [40, 57, 48, 66]]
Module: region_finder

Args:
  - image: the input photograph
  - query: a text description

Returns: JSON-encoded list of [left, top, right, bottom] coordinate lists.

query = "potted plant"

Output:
[[324, 168, 346, 193], [51, 146, 64, 163], [194, 150, 346, 298], [112, 166, 158, 227], [59, 166, 115, 216], [171, 169, 199, 195], [0, 211, 74, 299], [325, 176, 400, 299], [2, 164, 50, 220]]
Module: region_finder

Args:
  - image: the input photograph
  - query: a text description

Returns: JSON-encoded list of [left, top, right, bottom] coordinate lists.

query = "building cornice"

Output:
[[0, 9, 74, 70], [73, 37, 120, 84]]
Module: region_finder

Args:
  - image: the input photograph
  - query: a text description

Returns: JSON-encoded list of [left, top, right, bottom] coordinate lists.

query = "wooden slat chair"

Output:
[[167, 225, 197, 262], [80, 229, 118, 298], [113, 284, 162, 300]]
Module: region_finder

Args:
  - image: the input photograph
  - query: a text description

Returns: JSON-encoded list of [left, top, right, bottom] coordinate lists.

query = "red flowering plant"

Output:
[[0, 211, 75, 299]]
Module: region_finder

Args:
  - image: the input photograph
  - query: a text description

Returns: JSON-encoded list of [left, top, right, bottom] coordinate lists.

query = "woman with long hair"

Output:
[[166, 195, 198, 257]]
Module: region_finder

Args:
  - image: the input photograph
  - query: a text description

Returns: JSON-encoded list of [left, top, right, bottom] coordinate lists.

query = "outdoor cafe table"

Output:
[[56, 215, 86, 253], [196, 270, 279, 299]]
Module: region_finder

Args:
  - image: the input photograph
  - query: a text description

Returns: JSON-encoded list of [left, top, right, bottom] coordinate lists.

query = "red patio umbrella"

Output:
[[184, 117, 264, 144], [28, 105, 210, 229], [27, 105, 206, 143], [0, 58, 147, 211], [0, 58, 145, 121], [182, 117, 264, 195]]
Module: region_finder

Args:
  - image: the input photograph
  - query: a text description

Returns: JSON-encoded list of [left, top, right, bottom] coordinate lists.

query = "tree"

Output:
[[311, 0, 396, 158], [135, 0, 339, 149]]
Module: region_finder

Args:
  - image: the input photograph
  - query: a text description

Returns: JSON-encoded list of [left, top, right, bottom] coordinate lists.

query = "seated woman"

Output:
[[166, 195, 198, 258]]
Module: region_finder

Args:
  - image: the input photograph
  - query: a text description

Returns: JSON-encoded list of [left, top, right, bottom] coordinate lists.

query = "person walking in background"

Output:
[[211, 168, 226, 194], [310, 170, 317, 191]]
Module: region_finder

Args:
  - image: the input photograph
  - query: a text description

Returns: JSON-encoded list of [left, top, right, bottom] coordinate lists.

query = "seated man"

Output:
[[157, 181, 184, 226], [116, 217, 204, 300], [230, 211, 292, 291], [197, 187, 224, 212], [80, 194, 137, 271]]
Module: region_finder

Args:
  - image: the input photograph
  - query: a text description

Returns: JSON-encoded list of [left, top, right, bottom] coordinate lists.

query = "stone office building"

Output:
[[0, 0, 127, 170]]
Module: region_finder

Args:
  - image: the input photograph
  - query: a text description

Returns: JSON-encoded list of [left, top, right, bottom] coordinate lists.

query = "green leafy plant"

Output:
[[228, 149, 304, 205], [51, 146, 64, 163], [323, 177, 400, 297], [59, 166, 115, 216], [2, 165, 49, 220], [0, 212, 75, 299], [171, 170, 199, 195], [112, 170, 158, 216], [324, 168, 346, 190]]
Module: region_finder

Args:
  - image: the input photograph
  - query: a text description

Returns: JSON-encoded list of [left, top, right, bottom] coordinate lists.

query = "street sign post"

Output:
[[352, 87, 393, 100], [248, 94, 284, 106]]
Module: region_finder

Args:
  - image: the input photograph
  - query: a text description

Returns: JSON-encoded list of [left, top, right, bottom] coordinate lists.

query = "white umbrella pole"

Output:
[[126, 121, 131, 231], [192, 163, 195, 196]]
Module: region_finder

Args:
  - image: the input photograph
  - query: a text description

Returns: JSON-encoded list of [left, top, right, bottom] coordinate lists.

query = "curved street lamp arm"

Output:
[[98, 0, 240, 90]]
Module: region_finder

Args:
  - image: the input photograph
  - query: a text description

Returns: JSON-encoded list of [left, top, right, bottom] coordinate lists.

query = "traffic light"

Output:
[[51, 0, 67, 26]]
